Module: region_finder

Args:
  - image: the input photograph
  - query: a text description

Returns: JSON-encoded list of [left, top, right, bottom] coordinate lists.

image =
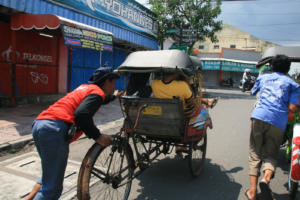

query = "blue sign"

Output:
[[48, 0, 157, 38], [65, 37, 82, 46], [61, 25, 113, 51]]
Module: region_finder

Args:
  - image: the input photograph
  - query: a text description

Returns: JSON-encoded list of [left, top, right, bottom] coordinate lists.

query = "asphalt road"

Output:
[[1, 88, 298, 200]]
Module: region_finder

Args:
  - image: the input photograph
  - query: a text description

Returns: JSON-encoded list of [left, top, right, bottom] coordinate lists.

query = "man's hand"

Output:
[[96, 134, 113, 147], [289, 104, 300, 113], [114, 90, 124, 98]]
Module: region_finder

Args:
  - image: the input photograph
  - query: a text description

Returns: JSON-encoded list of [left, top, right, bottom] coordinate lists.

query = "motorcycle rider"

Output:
[[242, 68, 252, 91]]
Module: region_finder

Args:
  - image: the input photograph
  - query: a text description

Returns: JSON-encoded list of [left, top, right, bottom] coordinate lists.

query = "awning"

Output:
[[11, 14, 112, 35], [11, 14, 113, 51]]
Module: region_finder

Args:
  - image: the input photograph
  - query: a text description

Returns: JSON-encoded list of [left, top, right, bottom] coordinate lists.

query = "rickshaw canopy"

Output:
[[116, 50, 201, 74], [256, 46, 300, 68]]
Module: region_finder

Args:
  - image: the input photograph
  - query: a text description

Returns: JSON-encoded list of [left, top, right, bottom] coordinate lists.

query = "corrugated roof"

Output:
[[222, 48, 261, 62], [0, 0, 158, 50], [196, 53, 220, 59]]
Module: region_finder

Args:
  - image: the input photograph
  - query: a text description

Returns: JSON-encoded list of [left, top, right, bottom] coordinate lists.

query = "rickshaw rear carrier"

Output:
[[120, 96, 186, 140]]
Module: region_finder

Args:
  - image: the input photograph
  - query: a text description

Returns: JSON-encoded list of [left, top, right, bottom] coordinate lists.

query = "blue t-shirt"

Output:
[[251, 72, 300, 131]]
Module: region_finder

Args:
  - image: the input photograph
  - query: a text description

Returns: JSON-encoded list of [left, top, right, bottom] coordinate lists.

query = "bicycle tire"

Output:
[[188, 134, 207, 177], [77, 142, 134, 200]]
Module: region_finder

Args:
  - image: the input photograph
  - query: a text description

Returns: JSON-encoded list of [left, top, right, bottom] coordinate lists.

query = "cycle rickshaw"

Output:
[[256, 46, 300, 200], [77, 50, 212, 200]]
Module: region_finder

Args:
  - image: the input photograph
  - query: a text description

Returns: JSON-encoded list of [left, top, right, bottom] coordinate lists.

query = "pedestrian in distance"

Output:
[[25, 67, 124, 200], [244, 55, 300, 200]]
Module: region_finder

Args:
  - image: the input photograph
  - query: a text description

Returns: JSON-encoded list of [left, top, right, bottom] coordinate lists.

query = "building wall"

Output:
[[0, 21, 12, 96], [194, 24, 278, 53], [163, 38, 175, 50], [58, 37, 68, 93]]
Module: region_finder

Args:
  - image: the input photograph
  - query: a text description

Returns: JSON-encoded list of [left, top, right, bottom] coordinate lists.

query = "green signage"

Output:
[[221, 61, 259, 73], [202, 60, 221, 70], [201, 59, 269, 73], [169, 43, 188, 53], [166, 29, 179, 34]]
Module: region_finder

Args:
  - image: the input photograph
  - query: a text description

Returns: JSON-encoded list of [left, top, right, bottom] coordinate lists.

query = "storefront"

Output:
[[201, 58, 261, 87], [0, 0, 158, 106], [0, 19, 61, 104], [201, 60, 221, 87]]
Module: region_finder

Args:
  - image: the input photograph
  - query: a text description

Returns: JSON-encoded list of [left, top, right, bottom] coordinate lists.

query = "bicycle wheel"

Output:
[[77, 142, 134, 200], [288, 174, 298, 200], [188, 134, 207, 177]]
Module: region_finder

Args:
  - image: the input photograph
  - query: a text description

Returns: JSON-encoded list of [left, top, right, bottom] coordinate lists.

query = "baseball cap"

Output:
[[88, 67, 120, 84]]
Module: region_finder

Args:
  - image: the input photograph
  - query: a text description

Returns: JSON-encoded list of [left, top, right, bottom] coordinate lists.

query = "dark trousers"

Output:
[[32, 119, 69, 200]]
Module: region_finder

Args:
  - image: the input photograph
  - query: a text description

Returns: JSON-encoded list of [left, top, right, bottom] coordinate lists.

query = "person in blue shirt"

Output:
[[245, 55, 300, 200]]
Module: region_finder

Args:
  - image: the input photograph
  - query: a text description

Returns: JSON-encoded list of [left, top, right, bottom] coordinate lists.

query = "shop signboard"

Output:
[[221, 61, 259, 73], [48, 0, 157, 38], [61, 25, 113, 51], [169, 43, 187, 53], [202, 60, 221, 70]]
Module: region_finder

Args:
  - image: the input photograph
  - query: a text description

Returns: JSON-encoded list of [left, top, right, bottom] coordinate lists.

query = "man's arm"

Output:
[[288, 83, 300, 113], [74, 94, 103, 140], [251, 77, 260, 96], [74, 90, 123, 139]]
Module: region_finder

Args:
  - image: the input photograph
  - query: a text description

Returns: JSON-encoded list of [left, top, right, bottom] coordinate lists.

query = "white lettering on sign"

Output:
[[1, 45, 20, 62], [87, 0, 96, 11], [23, 53, 53, 63], [30, 72, 48, 85], [86, 0, 154, 31]]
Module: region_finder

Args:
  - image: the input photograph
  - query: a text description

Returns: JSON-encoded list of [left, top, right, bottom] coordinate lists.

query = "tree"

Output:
[[149, 0, 222, 54], [149, 0, 172, 49]]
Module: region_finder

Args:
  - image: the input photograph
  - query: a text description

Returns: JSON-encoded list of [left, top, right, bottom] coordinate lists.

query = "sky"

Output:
[[136, 0, 300, 47]]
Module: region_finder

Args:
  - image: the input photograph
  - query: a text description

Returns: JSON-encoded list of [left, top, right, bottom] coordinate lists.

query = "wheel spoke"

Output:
[[78, 142, 133, 200]]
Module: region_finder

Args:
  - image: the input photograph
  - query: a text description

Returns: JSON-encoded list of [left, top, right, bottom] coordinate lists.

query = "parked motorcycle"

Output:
[[239, 76, 256, 92]]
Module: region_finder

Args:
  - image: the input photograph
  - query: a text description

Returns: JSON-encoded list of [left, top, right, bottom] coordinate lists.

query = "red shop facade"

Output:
[[0, 14, 113, 107], [0, 21, 60, 105]]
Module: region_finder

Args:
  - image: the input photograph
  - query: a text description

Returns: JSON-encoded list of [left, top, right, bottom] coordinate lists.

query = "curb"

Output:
[[0, 118, 124, 154], [0, 135, 33, 153]]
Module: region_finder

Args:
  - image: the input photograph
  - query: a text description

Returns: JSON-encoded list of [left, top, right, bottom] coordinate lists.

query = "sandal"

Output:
[[244, 189, 253, 200], [210, 97, 219, 108]]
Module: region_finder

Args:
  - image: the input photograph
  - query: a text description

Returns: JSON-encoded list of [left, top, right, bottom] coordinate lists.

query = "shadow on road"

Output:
[[277, 148, 290, 174], [134, 158, 243, 200], [205, 90, 256, 100], [273, 148, 295, 200]]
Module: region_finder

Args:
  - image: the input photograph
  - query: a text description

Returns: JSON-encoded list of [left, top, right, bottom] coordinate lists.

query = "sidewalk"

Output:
[[0, 100, 124, 152]]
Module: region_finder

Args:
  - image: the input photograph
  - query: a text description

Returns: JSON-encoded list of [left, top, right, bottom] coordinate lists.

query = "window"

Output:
[[230, 45, 236, 49], [214, 45, 219, 49], [199, 45, 204, 49]]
